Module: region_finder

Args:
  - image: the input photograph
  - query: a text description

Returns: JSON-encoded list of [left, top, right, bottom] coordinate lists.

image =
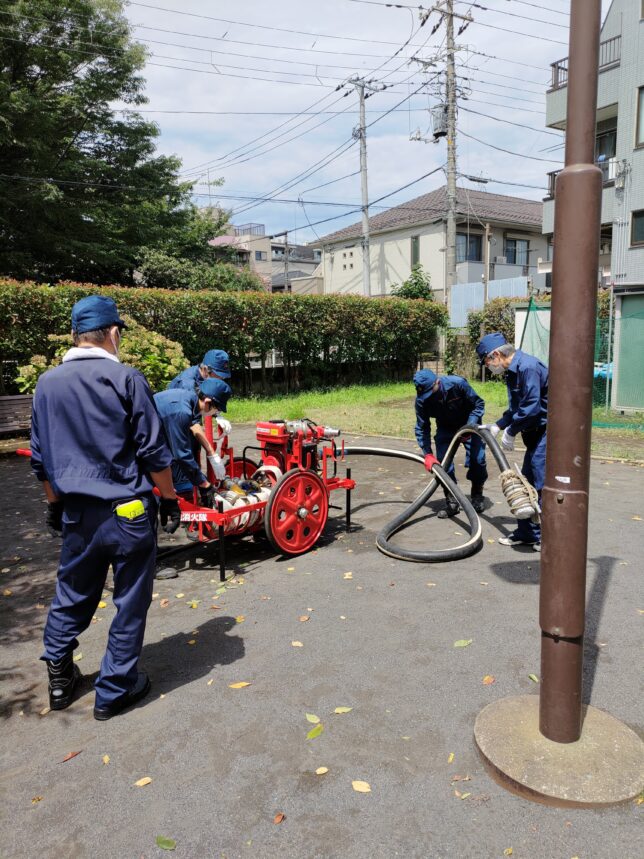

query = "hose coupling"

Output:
[[499, 465, 540, 522]]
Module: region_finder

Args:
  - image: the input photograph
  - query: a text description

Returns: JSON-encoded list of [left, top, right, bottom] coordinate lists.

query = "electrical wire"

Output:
[[459, 129, 563, 163], [456, 0, 568, 30], [459, 105, 562, 137]]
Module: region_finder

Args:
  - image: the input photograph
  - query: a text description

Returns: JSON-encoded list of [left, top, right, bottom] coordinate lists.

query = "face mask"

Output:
[[110, 328, 121, 358], [488, 362, 504, 376]]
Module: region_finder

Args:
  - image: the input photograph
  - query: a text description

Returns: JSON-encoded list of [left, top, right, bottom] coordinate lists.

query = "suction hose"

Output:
[[344, 426, 515, 564]]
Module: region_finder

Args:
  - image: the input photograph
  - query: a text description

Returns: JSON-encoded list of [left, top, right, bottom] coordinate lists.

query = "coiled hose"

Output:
[[344, 425, 512, 563]]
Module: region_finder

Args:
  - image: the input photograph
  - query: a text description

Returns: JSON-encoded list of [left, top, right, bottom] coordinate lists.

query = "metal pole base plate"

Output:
[[474, 695, 644, 807]]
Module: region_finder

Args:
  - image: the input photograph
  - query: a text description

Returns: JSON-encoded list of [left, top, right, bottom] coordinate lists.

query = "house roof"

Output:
[[315, 185, 543, 245], [271, 269, 311, 287]]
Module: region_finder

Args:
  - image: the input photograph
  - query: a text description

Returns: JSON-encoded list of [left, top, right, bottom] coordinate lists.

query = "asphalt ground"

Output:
[[1, 427, 642, 859]]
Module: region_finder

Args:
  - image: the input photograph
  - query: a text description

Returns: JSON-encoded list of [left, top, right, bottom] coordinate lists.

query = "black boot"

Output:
[[471, 485, 486, 513], [47, 653, 81, 711], [437, 498, 460, 519]]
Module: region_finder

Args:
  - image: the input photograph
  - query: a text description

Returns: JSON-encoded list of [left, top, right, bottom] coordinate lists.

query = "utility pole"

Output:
[[346, 76, 386, 298], [444, 0, 457, 316], [284, 230, 289, 293]]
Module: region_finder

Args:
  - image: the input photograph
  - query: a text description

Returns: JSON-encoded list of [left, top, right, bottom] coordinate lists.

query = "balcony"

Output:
[[549, 35, 621, 92], [545, 157, 618, 199]]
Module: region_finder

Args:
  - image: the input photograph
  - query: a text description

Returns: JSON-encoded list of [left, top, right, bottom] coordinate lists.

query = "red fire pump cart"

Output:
[[176, 417, 355, 580]]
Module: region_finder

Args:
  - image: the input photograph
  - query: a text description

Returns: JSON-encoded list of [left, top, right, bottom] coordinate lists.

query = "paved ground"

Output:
[[1, 427, 642, 859]]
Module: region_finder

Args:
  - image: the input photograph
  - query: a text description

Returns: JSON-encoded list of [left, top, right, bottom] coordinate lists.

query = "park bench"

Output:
[[0, 395, 32, 439]]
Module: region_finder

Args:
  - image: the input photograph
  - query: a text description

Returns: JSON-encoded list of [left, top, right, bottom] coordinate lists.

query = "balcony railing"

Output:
[[545, 157, 618, 199], [549, 35, 621, 91]]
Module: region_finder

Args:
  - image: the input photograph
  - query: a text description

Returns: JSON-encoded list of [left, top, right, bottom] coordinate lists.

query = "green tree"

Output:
[[0, 0, 199, 283], [390, 264, 433, 300]]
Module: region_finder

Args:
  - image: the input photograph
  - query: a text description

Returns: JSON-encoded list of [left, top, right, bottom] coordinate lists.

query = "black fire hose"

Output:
[[344, 426, 512, 564]]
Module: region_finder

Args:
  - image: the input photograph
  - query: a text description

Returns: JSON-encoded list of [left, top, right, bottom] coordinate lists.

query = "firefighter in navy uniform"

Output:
[[476, 332, 548, 551], [30, 295, 181, 720], [413, 369, 488, 517]]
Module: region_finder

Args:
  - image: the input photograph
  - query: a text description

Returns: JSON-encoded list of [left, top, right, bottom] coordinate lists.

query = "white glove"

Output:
[[501, 428, 515, 451], [216, 416, 231, 435], [482, 423, 500, 438], [207, 454, 226, 481]]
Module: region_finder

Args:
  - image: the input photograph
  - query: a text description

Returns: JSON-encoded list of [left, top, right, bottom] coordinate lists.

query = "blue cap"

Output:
[[198, 378, 232, 412], [476, 332, 507, 364], [71, 295, 126, 335], [413, 369, 438, 395], [202, 349, 231, 379]]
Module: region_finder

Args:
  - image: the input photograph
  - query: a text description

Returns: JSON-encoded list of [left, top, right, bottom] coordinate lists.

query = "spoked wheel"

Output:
[[265, 468, 328, 556], [230, 456, 259, 479]]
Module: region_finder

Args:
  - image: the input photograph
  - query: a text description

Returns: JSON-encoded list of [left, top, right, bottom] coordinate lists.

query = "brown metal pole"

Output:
[[539, 0, 603, 743]]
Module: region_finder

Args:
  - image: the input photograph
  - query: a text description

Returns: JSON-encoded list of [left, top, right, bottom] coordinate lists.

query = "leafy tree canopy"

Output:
[[390, 264, 433, 300], [0, 0, 229, 283]]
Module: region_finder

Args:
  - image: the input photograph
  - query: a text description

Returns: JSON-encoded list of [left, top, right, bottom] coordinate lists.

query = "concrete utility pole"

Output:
[[474, 0, 644, 805], [347, 76, 386, 298], [444, 0, 457, 315], [284, 230, 289, 293]]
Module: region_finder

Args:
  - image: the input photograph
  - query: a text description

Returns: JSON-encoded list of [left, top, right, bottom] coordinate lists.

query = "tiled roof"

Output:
[[316, 185, 543, 245]]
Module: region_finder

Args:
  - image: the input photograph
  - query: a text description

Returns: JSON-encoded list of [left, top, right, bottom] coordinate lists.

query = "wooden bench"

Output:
[[0, 395, 33, 438]]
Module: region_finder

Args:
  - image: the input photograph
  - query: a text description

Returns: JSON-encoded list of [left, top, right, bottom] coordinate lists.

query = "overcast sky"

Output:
[[120, 0, 613, 243]]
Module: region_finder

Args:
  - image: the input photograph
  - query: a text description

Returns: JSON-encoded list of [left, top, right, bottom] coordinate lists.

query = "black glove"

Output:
[[199, 485, 216, 508], [45, 501, 64, 537], [159, 497, 181, 534]]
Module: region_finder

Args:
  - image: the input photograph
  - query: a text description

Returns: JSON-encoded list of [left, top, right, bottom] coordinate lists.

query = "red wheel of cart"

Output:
[[230, 456, 259, 479], [264, 468, 328, 556]]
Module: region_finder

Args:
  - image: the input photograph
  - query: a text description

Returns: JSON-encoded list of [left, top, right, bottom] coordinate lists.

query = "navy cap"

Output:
[[71, 295, 126, 335], [199, 378, 232, 412], [413, 369, 438, 394], [202, 349, 231, 379], [476, 332, 507, 364]]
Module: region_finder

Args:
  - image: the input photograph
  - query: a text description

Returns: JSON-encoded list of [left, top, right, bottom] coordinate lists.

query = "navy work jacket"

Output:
[[153, 388, 207, 489], [496, 350, 548, 437], [414, 374, 484, 455], [167, 365, 201, 393], [31, 353, 172, 501]]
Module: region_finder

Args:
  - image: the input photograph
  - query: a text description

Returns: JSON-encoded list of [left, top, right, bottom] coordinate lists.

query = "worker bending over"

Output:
[[476, 332, 548, 551], [413, 369, 488, 518], [31, 295, 180, 720]]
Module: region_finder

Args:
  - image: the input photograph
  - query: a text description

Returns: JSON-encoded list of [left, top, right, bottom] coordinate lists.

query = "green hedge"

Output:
[[0, 280, 448, 392]]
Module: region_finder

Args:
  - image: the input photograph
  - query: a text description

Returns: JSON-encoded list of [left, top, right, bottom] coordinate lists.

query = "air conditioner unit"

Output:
[[494, 255, 507, 264]]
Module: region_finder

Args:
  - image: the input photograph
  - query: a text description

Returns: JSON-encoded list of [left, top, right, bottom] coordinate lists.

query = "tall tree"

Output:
[[0, 0, 198, 283]]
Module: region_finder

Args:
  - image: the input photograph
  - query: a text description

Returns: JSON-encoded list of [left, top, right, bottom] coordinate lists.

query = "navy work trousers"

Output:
[[42, 494, 157, 707], [435, 427, 488, 489], [513, 429, 547, 544]]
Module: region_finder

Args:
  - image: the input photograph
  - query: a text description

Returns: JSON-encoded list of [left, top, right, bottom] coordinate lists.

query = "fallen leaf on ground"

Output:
[[426, 582, 436, 587], [187, 600, 200, 609], [299, 615, 310, 622], [453, 639, 473, 648], [306, 723, 324, 740], [528, 673, 539, 683], [340, 615, 346, 620], [102, 755, 110, 765], [134, 777, 152, 787], [175, 593, 184, 599], [334, 706, 352, 714], [315, 767, 329, 775], [479, 581, 489, 586], [632, 515, 642, 521], [160, 599, 170, 608], [3, 589, 12, 596], [187, 639, 196, 645], [343, 572, 353, 580], [459, 792, 471, 800], [287, 567, 295, 572], [291, 641, 303, 647], [228, 681, 251, 689], [352, 780, 371, 793], [487, 538, 495, 544], [260, 595, 271, 600], [207, 679, 214, 686], [39, 707, 50, 717], [273, 812, 285, 824], [215, 587, 226, 595], [156, 836, 176, 851], [451, 774, 472, 782], [152, 592, 159, 598], [447, 752, 454, 764], [97, 601, 107, 609], [73, 652, 83, 662], [503, 850, 513, 857], [482, 675, 496, 685], [235, 615, 245, 623], [31, 796, 43, 804], [61, 751, 82, 763], [305, 713, 320, 724]]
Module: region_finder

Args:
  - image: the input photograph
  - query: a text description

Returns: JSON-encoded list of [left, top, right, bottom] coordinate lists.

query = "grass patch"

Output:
[[226, 381, 644, 460]]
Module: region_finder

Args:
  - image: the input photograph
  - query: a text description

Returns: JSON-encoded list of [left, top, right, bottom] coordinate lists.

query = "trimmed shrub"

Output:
[[0, 280, 449, 393]]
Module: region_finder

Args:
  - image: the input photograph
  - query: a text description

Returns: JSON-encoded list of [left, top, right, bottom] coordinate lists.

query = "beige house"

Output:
[[314, 185, 548, 305]]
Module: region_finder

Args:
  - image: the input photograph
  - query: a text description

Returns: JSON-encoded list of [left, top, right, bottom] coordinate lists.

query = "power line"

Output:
[[467, 15, 567, 45], [459, 129, 563, 163], [459, 104, 562, 137], [460, 174, 547, 191], [456, 0, 568, 29], [300, 171, 361, 194]]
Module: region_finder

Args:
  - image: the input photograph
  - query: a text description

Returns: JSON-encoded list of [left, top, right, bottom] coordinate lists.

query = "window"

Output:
[[343, 264, 347, 270], [255, 250, 267, 261], [349, 263, 353, 269], [632, 210, 644, 246], [411, 235, 420, 266], [456, 232, 482, 262], [504, 237, 529, 266], [637, 87, 644, 148], [349, 251, 353, 258]]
